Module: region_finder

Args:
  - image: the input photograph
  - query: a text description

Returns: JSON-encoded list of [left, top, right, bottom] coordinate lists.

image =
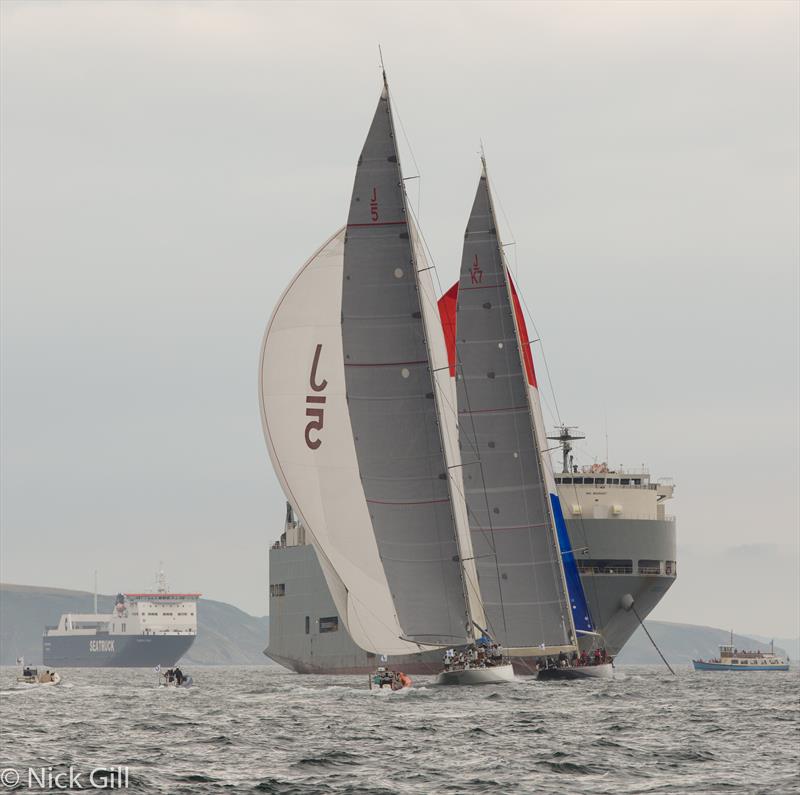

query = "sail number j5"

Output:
[[305, 344, 327, 450]]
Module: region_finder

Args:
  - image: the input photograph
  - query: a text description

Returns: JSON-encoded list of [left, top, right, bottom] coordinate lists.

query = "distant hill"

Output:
[[1, 583, 792, 668], [0, 583, 269, 666]]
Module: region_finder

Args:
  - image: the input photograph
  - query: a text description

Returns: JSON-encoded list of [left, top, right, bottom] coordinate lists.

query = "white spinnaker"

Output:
[[258, 228, 423, 656]]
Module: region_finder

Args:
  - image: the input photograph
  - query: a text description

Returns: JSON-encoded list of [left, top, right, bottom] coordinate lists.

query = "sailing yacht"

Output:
[[260, 74, 514, 684], [443, 160, 612, 679]]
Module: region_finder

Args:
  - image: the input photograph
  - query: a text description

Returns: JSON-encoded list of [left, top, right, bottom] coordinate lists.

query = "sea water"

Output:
[[1, 665, 798, 794]]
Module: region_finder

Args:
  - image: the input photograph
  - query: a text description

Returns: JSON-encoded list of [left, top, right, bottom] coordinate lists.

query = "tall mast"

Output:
[[481, 156, 578, 649], [383, 75, 479, 643], [93, 570, 98, 614]]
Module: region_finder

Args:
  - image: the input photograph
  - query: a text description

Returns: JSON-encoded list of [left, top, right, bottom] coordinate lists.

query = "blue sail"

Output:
[[550, 493, 594, 633]]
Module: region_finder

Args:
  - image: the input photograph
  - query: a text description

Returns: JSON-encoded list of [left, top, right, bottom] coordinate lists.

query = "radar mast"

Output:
[[547, 425, 585, 474]]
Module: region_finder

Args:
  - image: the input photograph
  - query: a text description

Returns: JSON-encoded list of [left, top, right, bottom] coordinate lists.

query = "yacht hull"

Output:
[[435, 664, 516, 685]]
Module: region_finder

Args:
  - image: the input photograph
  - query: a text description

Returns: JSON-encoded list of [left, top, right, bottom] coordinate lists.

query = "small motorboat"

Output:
[[369, 667, 412, 691], [17, 667, 61, 686], [160, 675, 193, 688], [158, 667, 193, 688]]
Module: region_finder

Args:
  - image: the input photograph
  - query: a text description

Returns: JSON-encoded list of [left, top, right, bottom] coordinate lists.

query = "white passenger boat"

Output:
[[693, 637, 789, 671]]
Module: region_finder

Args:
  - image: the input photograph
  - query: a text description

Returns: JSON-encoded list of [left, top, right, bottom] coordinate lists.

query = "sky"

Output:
[[1, 1, 798, 637]]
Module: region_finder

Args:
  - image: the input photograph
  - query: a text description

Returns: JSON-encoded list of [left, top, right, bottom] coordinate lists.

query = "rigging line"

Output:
[[629, 602, 676, 676], [481, 159, 563, 429], [405, 197, 521, 646], [483, 153, 519, 279], [405, 238, 509, 642], [387, 89, 422, 221], [487, 165, 571, 648], [516, 288, 563, 428]]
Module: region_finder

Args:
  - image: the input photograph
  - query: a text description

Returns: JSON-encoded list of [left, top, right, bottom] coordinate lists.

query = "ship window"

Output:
[[555, 477, 562, 484], [122, 623, 126, 632], [595, 478, 605, 485], [665, 561, 676, 575], [638, 560, 662, 575], [611, 478, 620, 484], [633, 478, 641, 485], [305, 616, 310, 635], [270, 583, 286, 597], [319, 616, 339, 633], [584, 477, 594, 484], [576, 558, 633, 574], [573, 477, 583, 484], [620, 478, 630, 485]]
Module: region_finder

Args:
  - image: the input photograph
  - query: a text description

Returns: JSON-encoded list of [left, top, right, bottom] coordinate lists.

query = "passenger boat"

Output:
[[693, 637, 789, 671]]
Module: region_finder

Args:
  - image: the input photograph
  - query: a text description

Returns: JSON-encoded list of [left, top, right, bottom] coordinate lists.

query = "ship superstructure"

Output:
[[43, 570, 200, 667], [265, 442, 677, 674]]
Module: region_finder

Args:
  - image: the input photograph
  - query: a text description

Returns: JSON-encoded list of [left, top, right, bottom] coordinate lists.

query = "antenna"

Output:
[[156, 562, 168, 594], [547, 425, 586, 474], [378, 44, 387, 88]]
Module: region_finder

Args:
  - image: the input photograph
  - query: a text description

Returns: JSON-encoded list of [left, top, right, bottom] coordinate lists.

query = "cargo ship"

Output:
[[42, 570, 199, 668], [265, 432, 677, 674]]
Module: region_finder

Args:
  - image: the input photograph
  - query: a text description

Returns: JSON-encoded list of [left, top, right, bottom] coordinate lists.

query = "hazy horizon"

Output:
[[1, 1, 798, 637]]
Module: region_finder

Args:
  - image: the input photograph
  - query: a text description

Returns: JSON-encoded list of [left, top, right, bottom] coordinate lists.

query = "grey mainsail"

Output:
[[341, 83, 470, 646], [455, 163, 576, 652]]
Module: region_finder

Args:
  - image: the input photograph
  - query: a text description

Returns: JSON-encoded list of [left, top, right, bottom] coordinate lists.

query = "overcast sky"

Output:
[[1, 1, 797, 638]]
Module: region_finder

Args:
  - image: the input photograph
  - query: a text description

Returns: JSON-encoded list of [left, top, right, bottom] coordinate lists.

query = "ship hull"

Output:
[[537, 663, 614, 680], [43, 634, 195, 668], [692, 661, 790, 672], [265, 514, 677, 674]]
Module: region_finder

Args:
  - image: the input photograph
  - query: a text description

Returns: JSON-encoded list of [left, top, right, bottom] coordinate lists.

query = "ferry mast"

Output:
[[547, 425, 586, 474]]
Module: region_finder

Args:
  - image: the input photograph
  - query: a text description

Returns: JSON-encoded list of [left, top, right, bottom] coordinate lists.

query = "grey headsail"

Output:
[[341, 85, 469, 646], [455, 163, 576, 652]]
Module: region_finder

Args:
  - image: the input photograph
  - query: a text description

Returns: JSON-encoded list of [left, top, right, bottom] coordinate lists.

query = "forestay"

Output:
[[341, 86, 478, 646], [453, 166, 577, 653]]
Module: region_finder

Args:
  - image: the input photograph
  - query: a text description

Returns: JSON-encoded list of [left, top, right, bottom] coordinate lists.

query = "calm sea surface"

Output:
[[2, 665, 798, 794]]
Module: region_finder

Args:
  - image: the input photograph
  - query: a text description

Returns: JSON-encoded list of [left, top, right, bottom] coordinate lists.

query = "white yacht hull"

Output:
[[435, 664, 516, 686]]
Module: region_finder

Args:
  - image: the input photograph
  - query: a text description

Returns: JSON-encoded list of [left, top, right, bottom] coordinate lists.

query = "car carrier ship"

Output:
[[42, 570, 200, 668], [265, 431, 677, 674]]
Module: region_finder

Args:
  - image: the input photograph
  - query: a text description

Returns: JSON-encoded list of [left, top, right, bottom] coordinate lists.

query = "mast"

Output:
[[546, 426, 585, 474], [339, 73, 481, 646], [382, 77, 480, 643], [486, 156, 577, 650], [453, 156, 578, 653], [93, 570, 98, 614]]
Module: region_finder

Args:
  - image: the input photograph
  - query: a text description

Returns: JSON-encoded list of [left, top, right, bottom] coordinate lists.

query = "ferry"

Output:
[[693, 637, 789, 671], [43, 569, 200, 668]]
